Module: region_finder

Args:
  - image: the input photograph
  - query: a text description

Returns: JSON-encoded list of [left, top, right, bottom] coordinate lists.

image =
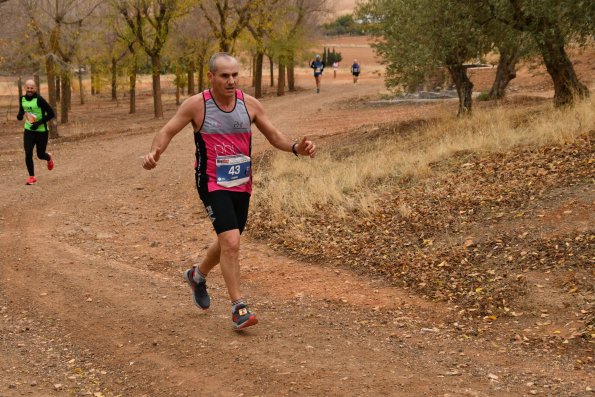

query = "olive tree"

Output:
[[480, 0, 593, 106], [358, 0, 491, 116]]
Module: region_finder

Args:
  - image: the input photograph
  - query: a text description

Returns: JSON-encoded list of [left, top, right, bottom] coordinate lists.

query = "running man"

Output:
[[142, 53, 316, 330], [351, 59, 361, 84], [16, 79, 55, 185], [332, 61, 339, 79], [310, 54, 325, 93]]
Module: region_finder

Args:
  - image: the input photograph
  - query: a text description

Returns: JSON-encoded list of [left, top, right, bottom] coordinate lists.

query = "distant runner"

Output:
[[351, 59, 361, 84], [310, 54, 325, 93], [16, 79, 55, 185], [142, 53, 317, 331], [332, 61, 339, 79]]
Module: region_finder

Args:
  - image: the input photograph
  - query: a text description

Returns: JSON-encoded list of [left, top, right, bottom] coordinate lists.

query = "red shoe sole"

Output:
[[234, 316, 258, 331]]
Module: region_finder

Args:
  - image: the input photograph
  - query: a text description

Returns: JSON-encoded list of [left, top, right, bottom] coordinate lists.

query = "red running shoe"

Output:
[[26, 176, 37, 185], [47, 153, 54, 171], [232, 303, 258, 331]]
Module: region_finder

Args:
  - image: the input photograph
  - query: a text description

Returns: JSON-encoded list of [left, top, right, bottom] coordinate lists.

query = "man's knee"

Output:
[[218, 230, 240, 257]]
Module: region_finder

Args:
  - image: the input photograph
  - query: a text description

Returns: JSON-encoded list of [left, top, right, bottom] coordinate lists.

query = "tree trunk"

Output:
[[220, 39, 230, 53], [111, 57, 117, 101], [90, 65, 96, 95], [488, 48, 519, 100], [277, 57, 285, 96], [288, 53, 295, 92], [151, 54, 163, 118], [17, 76, 22, 98], [60, 72, 70, 123], [198, 61, 205, 92], [78, 68, 85, 105], [55, 75, 61, 101], [536, 28, 589, 106], [508, 0, 589, 107], [175, 64, 181, 106], [33, 74, 40, 95], [45, 57, 59, 138], [66, 73, 71, 111], [269, 55, 274, 87], [448, 63, 473, 116], [254, 52, 264, 98], [251, 56, 256, 87], [129, 63, 137, 114], [188, 60, 195, 95]]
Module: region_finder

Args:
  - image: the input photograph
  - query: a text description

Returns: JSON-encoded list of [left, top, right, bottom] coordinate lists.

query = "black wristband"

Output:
[[291, 142, 298, 157]]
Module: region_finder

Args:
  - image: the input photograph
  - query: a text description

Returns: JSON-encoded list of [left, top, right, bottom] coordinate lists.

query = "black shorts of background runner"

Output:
[[197, 187, 250, 235], [23, 129, 50, 176]]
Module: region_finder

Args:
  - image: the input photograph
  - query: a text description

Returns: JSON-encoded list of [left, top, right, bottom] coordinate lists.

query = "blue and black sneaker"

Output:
[[183, 268, 210, 310], [232, 303, 258, 331]]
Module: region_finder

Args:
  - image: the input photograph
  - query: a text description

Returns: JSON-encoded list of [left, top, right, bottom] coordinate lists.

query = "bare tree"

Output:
[[168, 6, 216, 99], [199, 0, 258, 53], [246, 0, 281, 98], [114, 0, 183, 118]]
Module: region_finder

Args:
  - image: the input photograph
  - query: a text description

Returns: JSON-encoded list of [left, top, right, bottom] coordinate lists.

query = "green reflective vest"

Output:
[[21, 97, 46, 132]]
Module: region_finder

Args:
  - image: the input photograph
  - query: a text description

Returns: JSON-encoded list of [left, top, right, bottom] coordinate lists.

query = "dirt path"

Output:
[[0, 77, 592, 396]]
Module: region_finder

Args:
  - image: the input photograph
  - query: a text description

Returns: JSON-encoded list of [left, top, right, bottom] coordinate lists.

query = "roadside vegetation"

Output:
[[254, 98, 593, 218], [251, 97, 594, 343]]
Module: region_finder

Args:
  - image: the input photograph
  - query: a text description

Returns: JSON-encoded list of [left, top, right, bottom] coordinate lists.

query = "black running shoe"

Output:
[[183, 268, 210, 310], [232, 303, 258, 331]]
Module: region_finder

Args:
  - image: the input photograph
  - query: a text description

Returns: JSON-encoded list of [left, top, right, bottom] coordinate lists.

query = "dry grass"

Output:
[[253, 98, 594, 220]]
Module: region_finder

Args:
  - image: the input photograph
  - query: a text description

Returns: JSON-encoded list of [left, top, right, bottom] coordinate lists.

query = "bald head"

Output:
[[208, 52, 238, 73], [24, 79, 37, 97]]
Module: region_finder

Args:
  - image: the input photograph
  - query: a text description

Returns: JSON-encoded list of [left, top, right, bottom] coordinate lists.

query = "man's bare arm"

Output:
[[143, 95, 204, 170], [246, 96, 316, 158]]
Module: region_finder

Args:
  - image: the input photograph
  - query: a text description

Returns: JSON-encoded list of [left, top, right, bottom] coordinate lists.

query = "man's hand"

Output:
[[17, 115, 23, 121], [29, 121, 40, 130], [296, 136, 316, 158], [143, 148, 161, 170]]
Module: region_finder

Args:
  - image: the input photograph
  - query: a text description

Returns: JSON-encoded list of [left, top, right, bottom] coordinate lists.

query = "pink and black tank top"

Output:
[[195, 89, 252, 194]]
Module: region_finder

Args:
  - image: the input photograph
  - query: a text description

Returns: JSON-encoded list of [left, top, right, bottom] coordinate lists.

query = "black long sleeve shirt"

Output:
[[17, 93, 55, 125]]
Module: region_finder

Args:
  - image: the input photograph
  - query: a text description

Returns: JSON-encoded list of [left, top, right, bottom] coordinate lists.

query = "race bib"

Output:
[[25, 112, 37, 123], [216, 154, 251, 188], [315, 67, 322, 73]]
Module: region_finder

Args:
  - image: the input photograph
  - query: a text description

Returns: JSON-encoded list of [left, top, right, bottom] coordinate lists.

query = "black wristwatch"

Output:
[[291, 142, 298, 157]]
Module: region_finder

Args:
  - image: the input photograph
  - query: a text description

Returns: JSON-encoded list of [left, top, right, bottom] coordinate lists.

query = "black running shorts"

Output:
[[197, 188, 250, 235]]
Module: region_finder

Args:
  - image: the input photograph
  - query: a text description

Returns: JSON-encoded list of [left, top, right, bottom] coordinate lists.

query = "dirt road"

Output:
[[0, 74, 592, 396]]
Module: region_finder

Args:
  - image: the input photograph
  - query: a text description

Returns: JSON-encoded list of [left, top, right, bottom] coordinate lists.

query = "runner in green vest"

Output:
[[16, 79, 55, 185]]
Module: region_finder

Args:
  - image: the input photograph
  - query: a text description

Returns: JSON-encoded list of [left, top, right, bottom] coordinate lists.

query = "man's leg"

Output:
[[217, 228, 257, 330], [23, 131, 35, 176], [197, 239, 221, 276], [35, 132, 51, 161], [217, 229, 242, 301]]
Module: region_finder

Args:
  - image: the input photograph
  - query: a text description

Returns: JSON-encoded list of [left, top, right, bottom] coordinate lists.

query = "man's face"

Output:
[[25, 82, 36, 97], [208, 57, 239, 99]]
